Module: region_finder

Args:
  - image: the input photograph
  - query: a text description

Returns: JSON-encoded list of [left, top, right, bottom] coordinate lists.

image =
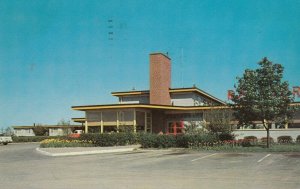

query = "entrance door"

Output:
[[167, 121, 184, 135]]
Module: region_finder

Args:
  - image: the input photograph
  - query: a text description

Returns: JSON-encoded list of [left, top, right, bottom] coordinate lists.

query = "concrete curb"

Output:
[[36, 146, 140, 157]]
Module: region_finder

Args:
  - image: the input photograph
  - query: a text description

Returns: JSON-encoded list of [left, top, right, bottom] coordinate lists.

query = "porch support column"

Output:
[[85, 121, 88, 133], [100, 112, 103, 133], [117, 111, 119, 132], [133, 109, 137, 133], [144, 112, 147, 132]]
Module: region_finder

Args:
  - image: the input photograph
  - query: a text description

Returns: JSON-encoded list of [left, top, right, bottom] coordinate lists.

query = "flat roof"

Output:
[[111, 87, 226, 105], [72, 102, 300, 111], [71, 118, 86, 123], [72, 103, 229, 111]]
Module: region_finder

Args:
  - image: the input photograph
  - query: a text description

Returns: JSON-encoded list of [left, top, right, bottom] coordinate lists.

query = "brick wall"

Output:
[[149, 53, 171, 105]]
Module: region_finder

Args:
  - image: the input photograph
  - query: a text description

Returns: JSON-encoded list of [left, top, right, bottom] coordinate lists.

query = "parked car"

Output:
[[0, 134, 13, 145], [68, 130, 83, 138]]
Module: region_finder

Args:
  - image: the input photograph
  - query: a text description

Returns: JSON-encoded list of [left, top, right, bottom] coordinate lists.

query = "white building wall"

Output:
[[49, 128, 72, 136], [119, 96, 149, 104], [171, 93, 195, 106], [14, 129, 35, 136], [171, 93, 208, 106]]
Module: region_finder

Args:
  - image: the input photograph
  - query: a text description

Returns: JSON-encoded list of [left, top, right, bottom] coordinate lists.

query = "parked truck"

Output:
[[0, 135, 13, 145]]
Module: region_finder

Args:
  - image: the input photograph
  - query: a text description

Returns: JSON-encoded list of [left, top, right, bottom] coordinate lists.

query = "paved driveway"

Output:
[[1, 143, 300, 189]]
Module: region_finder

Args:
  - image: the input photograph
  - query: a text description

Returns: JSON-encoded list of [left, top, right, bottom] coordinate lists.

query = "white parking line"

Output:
[[191, 153, 217, 162], [257, 154, 271, 163]]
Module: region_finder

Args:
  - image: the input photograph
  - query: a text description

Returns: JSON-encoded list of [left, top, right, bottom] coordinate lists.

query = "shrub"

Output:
[[240, 139, 252, 147], [40, 138, 94, 148], [277, 136, 293, 144], [260, 137, 274, 144], [218, 133, 235, 141], [175, 134, 189, 148], [297, 135, 300, 143], [12, 136, 61, 143], [79, 133, 139, 147], [32, 126, 48, 136], [139, 134, 177, 148], [244, 136, 258, 141], [243, 136, 258, 146], [185, 134, 219, 149], [139, 133, 157, 148], [155, 134, 176, 148]]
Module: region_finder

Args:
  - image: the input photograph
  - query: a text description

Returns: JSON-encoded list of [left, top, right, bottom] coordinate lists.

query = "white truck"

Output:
[[0, 135, 13, 145]]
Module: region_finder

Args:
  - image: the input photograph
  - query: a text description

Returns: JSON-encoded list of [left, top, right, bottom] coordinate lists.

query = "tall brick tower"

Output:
[[149, 53, 171, 105]]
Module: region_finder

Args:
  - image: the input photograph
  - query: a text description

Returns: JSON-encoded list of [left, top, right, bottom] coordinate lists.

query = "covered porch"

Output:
[[84, 108, 152, 133]]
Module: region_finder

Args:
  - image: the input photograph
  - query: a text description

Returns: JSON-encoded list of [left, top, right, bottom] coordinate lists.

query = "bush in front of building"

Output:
[[242, 136, 258, 147], [218, 133, 235, 141], [260, 137, 274, 144], [277, 136, 293, 144], [155, 134, 177, 148], [79, 132, 139, 147], [297, 135, 300, 143], [32, 126, 48, 136], [140, 134, 177, 148], [139, 133, 157, 148], [12, 136, 61, 143], [186, 134, 219, 149], [139, 133, 219, 149], [175, 134, 189, 148]]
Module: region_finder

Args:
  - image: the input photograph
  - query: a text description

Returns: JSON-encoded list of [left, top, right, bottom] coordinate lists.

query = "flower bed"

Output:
[[40, 138, 94, 148]]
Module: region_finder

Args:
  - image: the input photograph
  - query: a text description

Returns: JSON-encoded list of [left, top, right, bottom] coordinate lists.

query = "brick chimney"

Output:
[[149, 53, 171, 105]]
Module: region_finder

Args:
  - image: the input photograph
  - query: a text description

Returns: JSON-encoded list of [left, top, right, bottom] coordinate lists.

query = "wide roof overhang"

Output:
[[71, 103, 229, 111], [111, 87, 226, 105], [72, 102, 300, 111]]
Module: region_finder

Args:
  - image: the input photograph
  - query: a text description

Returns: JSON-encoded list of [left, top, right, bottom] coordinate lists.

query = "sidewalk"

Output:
[[36, 145, 141, 157]]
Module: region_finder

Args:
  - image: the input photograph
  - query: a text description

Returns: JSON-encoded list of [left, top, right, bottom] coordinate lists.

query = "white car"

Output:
[[0, 135, 13, 145]]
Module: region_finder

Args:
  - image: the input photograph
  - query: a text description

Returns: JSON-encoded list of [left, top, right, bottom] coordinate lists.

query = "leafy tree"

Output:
[[203, 109, 233, 134], [231, 57, 295, 148], [33, 125, 48, 136]]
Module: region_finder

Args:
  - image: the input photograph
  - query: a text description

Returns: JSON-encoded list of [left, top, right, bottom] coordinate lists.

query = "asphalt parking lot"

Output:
[[0, 143, 300, 189]]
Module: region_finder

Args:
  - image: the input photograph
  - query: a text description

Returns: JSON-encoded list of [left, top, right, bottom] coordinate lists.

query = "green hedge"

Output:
[[79, 133, 139, 147], [12, 136, 62, 143], [260, 137, 274, 144], [277, 136, 293, 144], [218, 133, 235, 141], [139, 134, 177, 148], [242, 136, 258, 147], [139, 133, 219, 149]]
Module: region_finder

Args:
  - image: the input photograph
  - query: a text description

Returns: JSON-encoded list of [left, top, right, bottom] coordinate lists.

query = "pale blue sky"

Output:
[[0, 0, 299, 128]]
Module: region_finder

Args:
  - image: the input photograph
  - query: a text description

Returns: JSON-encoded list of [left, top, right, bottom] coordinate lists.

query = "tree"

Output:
[[57, 119, 70, 126], [203, 108, 233, 135], [33, 125, 48, 136], [57, 119, 73, 135], [231, 57, 295, 148]]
